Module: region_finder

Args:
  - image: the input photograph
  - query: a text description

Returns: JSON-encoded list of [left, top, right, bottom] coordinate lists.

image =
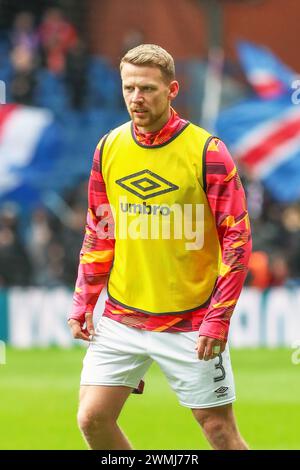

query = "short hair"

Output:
[[120, 44, 175, 82]]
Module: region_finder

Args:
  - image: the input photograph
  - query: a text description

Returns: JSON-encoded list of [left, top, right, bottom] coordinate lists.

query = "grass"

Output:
[[0, 347, 299, 450]]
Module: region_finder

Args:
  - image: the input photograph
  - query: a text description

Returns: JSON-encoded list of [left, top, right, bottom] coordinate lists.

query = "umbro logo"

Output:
[[214, 386, 229, 398], [215, 386, 228, 394], [115, 169, 179, 200]]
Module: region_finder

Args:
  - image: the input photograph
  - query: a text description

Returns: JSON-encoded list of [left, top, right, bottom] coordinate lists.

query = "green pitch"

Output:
[[0, 347, 299, 449]]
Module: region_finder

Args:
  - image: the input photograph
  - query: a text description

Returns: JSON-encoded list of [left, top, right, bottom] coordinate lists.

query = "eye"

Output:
[[124, 86, 134, 92]]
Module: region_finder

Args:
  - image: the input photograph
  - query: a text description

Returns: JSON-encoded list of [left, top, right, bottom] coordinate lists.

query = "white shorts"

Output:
[[80, 316, 236, 409]]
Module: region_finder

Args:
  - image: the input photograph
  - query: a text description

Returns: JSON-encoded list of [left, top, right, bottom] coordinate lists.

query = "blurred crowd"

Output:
[[4, 8, 87, 109], [0, 180, 87, 288], [242, 176, 300, 288], [0, 8, 146, 112]]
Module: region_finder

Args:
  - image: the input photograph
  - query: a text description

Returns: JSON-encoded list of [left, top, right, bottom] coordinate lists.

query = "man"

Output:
[[68, 44, 252, 450]]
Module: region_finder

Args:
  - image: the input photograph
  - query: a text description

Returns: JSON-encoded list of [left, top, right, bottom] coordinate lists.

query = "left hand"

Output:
[[195, 335, 226, 361]]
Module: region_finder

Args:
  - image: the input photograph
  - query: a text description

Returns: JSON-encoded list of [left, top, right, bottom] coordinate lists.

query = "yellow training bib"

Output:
[[101, 121, 220, 315]]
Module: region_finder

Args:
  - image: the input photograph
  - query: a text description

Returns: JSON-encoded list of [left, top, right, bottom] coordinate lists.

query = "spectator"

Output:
[[39, 8, 78, 74], [9, 43, 37, 104], [281, 205, 300, 278], [10, 11, 39, 53], [0, 206, 32, 286], [65, 38, 88, 109], [45, 239, 66, 286], [269, 253, 290, 287], [26, 208, 56, 286], [61, 202, 86, 285], [246, 251, 271, 290]]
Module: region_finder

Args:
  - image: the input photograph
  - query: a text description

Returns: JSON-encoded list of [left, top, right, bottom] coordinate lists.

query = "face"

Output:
[[121, 63, 179, 133]]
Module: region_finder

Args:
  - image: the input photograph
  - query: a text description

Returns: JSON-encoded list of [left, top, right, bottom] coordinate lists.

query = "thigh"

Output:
[[149, 330, 236, 408], [79, 385, 133, 421], [81, 316, 153, 389]]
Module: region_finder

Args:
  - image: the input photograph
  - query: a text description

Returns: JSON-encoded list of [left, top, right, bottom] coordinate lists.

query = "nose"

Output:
[[131, 88, 144, 103]]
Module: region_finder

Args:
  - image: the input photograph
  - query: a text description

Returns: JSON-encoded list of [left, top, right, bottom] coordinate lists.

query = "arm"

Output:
[[68, 138, 115, 340], [197, 138, 252, 359]]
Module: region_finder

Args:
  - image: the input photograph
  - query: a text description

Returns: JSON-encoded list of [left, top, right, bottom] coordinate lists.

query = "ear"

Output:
[[169, 80, 179, 101]]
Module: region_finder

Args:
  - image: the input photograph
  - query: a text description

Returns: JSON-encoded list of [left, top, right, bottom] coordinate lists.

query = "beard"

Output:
[[129, 106, 169, 132]]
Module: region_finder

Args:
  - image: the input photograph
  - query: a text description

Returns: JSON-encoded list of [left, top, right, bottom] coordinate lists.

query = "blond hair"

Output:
[[120, 44, 175, 82]]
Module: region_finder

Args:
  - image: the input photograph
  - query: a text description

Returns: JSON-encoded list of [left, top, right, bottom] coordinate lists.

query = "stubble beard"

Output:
[[131, 106, 170, 133]]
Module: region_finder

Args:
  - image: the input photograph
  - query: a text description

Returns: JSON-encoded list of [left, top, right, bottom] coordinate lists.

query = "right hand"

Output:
[[68, 312, 95, 342]]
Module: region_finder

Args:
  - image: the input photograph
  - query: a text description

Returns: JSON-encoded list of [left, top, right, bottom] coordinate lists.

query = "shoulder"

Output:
[[205, 138, 235, 171], [204, 138, 243, 191], [188, 122, 212, 142], [98, 121, 132, 148]]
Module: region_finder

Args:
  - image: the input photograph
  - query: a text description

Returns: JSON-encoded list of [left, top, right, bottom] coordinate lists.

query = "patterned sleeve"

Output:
[[69, 138, 115, 325], [198, 138, 252, 342]]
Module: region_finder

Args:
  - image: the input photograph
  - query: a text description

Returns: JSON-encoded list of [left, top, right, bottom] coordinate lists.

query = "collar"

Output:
[[133, 108, 187, 146]]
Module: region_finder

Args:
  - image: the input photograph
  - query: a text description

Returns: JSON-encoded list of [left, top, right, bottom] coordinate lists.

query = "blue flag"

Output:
[[237, 41, 295, 99], [215, 42, 300, 202], [0, 104, 63, 208]]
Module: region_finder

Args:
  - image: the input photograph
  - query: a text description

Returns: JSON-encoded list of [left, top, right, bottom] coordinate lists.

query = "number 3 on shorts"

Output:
[[213, 354, 226, 383]]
